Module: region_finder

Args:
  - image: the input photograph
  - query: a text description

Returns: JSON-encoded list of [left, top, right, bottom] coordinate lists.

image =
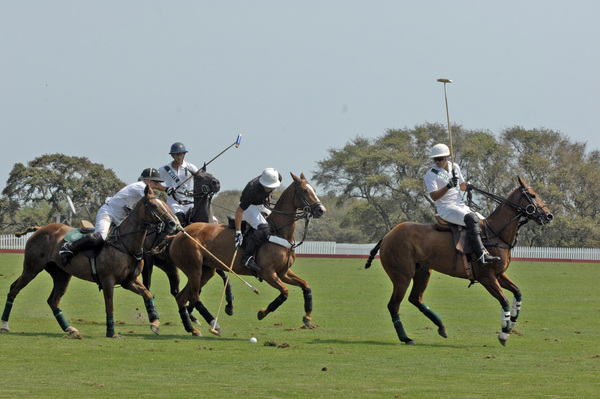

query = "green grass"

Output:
[[0, 253, 598, 398]]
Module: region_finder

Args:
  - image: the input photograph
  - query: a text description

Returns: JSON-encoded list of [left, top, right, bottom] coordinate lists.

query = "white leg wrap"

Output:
[[1, 320, 9, 332], [511, 298, 522, 317], [501, 310, 511, 329], [498, 331, 510, 341], [210, 319, 221, 332]]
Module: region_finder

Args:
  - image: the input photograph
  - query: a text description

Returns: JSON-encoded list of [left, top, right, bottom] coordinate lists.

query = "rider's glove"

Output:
[[166, 187, 176, 197], [446, 176, 459, 189], [235, 231, 243, 248], [466, 181, 474, 191]]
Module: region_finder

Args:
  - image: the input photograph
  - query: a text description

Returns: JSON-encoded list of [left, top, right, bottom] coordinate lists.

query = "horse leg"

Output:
[[408, 265, 447, 339], [257, 273, 289, 321], [388, 282, 414, 345], [498, 272, 522, 329], [44, 264, 82, 338], [215, 268, 234, 316], [175, 277, 202, 337], [1, 260, 45, 333], [478, 275, 512, 346], [281, 269, 312, 327], [99, 277, 121, 338], [122, 276, 161, 335]]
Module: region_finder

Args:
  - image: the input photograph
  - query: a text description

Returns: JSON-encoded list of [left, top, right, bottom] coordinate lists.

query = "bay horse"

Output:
[[168, 172, 326, 336], [364, 177, 553, 346], [143, 169, 235, 328], [0, 185, 181, 338]]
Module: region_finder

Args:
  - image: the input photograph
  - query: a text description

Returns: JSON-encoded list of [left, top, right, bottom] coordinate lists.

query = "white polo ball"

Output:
[[250, 337, 257, 343]]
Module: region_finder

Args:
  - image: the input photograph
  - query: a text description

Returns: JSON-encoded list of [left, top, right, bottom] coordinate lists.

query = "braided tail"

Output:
[[364, 239, 383, 269]]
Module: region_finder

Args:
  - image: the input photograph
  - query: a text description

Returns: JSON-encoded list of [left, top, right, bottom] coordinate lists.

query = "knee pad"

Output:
[[253, 223, 271, 243], [463, 212, 481, 233]]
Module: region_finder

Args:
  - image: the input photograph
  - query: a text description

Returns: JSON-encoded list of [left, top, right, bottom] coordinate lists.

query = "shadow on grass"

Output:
[[309, 338, 463, 348]]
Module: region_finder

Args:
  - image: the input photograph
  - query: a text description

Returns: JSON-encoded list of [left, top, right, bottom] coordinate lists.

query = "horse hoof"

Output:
[[225, 304, 234, 316], [257, 309, 266, 320], [1, 327, 9, 333], [302, 316, 311, 327], [66, 327, 82, 339], [192, 329, 202, 337], [438, 327, 448, 338], [404, 339, 416, 345], [111, 333, 123, 339], [150, 320, 160, 335], [498, 331, 509, 346]]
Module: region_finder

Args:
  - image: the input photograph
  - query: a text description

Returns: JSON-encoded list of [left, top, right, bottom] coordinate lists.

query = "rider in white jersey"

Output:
[[159, 142, 199, 225], [59, 168, 167, 266], [424, 143, 500, 265]]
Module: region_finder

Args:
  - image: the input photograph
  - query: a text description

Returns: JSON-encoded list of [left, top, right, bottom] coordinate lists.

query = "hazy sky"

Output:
[[2, 1, 598, 193]]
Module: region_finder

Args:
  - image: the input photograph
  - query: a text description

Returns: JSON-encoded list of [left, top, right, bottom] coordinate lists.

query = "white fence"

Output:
[[293, 241, 600, 261], [2, 234, 600, 260]]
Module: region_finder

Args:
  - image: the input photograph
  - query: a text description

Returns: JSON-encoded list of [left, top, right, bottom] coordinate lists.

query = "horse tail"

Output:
[[364, 239, 383, 269], [14, 226, 40, 237]]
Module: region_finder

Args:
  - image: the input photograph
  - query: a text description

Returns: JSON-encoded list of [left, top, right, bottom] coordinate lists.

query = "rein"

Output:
[[466, 185, 544, 249], [265, 181, 321, 250], [106, 196, 172, 261]]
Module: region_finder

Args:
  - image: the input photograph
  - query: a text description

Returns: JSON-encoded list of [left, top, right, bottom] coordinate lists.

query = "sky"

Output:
[[2, 1, 599, 193]]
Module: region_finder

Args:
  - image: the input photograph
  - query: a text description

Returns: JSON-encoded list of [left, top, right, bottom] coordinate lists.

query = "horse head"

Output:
[[515, 177, 553, 225], [291, 173, 326, 219], [192, 169, 221, 197], [136, 185, 181, 234]]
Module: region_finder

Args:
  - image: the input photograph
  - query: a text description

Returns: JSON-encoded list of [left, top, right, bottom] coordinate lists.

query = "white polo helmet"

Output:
[[259, 168, 281, 188], [430, 143, 450, 158]]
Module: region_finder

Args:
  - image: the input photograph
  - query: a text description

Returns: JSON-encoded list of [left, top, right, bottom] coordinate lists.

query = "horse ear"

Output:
[[145, 184, 153, 197], [300, 172, 306, 180], [290, 172, 300, 182], [518, 176, 526, 188]]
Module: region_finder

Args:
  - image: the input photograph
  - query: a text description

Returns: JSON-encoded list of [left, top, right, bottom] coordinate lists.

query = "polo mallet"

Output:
[[182, 231, 260, 294], [208, 247, 239, 336], [173, 134, 242, 192], [437, 78, 455, 177]]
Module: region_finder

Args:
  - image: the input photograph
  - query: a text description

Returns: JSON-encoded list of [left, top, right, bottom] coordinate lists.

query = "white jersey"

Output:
[[424, 162, 471, 225], [159, 160, 199, 213], [95, 181, 148, 239]]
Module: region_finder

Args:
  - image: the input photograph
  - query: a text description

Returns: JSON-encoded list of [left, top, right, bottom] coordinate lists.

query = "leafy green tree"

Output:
[[1, 154, 124, 230]]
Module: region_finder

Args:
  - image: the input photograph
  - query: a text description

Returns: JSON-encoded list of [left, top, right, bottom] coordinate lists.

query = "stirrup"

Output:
[[59, 244, 74, 266], [477, 253, 501, 265]]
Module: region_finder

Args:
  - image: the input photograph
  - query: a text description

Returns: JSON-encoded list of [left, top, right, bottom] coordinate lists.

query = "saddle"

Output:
[[434, 215, 477, 285], [226, 216, 290, 249], [434, 216, 474, 254]]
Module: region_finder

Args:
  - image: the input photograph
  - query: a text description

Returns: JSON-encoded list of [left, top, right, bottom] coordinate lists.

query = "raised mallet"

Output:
[[437, 78, 455, 172]]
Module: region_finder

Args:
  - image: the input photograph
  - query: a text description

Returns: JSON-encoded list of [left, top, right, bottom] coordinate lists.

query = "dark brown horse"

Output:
[[168, 173, 326, 336], [0, 186, 180, 338], [142, 169, 234, 327], [365, 177, 553, 346]]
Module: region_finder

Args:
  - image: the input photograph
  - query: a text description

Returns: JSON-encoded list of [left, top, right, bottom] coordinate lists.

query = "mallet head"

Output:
[[437, 78, 453, 83]]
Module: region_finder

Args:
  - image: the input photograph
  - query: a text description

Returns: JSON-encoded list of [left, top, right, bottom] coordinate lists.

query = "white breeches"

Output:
[[242, 204, 270, 229]]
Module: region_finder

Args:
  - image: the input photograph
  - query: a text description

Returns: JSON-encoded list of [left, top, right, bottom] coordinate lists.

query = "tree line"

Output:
[[2, 123, 599, 247]]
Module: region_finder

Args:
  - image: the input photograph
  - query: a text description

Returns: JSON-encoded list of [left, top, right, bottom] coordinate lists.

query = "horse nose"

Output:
[[212, 180, 221, 192], [546, 213, 554, 222], [167, 219, 179, 232], [313, 204, 326, 218]]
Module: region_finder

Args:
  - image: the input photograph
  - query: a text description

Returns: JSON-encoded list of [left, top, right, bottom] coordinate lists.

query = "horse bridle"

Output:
[[108, 196, 179, 261], [265, 180, 324, 249], [467, 184, 552, 248]]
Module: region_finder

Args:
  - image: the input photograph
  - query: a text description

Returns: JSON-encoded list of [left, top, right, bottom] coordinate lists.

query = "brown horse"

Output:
[[168, 172, 326, 336], [143, 169, 235, 327], [0, 186, 181, 338], [365, 177, 553, 346]]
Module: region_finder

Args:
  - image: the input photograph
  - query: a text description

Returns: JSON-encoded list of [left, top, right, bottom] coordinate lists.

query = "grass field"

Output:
[[0, 253, 598, 398]]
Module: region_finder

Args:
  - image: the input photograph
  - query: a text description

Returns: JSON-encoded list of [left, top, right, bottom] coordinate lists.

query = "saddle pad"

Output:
[[64, 228, 84, 243]]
